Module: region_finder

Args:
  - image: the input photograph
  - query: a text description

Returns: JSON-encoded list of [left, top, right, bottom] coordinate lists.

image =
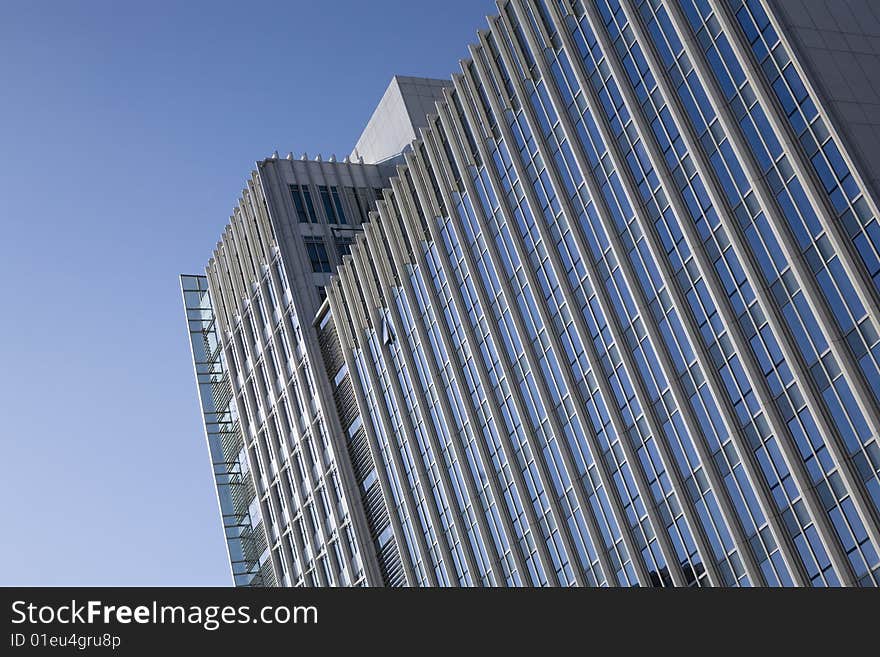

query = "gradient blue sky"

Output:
[[0, 0, 496, 586]]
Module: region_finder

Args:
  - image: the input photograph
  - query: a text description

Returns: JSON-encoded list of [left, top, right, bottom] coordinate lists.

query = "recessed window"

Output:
[[290, 185, 309, 223], [318, 185, 337, 224], [347, 187, 371, 223], [305, 238, 332, 273], [290, 184, 317, 222], [331, 186, 348, 224], [336, 238, 354, 258], [301, 186, 318, 222]]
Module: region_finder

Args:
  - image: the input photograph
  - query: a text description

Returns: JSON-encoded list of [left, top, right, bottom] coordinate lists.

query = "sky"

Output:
[[0, 0, 496, 586]]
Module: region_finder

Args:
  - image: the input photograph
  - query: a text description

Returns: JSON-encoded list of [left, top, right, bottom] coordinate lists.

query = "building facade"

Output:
[[184, 0, 880, 587], [181, 78, 452, 587], [181, 154, 394, 587]]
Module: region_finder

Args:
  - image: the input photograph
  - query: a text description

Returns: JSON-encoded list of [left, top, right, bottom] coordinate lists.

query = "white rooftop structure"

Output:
[[350, 75, 452, 165]]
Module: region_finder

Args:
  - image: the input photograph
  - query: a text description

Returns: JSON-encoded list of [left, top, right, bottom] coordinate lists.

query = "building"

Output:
[[181, 78, 450, 587], [351, 76, 455, 166], [183, 0, 880, 587]]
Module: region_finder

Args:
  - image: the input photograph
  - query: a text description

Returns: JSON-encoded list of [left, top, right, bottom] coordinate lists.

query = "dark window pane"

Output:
[[305, 238, 331, 273], [301, 186, 317, 221], [331, 186, 348, 224], [290, 185, 309, 223], [319, 185, 337, 223]]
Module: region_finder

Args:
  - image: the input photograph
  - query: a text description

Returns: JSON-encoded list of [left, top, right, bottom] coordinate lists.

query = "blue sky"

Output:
[[0, 0, 496, 586]]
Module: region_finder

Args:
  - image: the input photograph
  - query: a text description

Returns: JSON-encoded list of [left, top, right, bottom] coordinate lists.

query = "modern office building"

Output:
[[181, 77, 451, 587], [183, 1, 880, 587]]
